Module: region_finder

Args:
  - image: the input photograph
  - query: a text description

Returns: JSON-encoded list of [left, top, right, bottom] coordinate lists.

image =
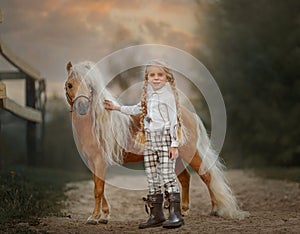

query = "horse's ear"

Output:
[[66, 61, 72, 72]]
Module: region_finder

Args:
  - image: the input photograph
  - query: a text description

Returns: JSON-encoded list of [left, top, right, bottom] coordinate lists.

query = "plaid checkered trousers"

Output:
[[144, 128, 180, 195]]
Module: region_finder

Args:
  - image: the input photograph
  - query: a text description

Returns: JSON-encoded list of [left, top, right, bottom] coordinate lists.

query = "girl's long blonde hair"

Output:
[[135, 59, 184, 145]]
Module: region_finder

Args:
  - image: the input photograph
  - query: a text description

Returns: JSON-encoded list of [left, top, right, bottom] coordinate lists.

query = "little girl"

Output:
[[104, 60, 184, 229]]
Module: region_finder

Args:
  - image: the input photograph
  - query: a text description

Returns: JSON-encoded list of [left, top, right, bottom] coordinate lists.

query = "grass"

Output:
[[0, 166, 90, 232], [250, 167, 300, 183]]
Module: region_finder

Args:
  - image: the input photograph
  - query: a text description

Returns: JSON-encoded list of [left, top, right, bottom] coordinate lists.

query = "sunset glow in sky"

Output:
[[0, 0, 209, 99]]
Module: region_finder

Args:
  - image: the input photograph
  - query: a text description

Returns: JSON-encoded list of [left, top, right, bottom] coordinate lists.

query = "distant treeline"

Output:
[[195, 0, 300, 167]]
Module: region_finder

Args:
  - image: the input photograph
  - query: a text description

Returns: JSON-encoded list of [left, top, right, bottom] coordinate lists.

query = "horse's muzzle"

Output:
[[74, 98, 90, 115]]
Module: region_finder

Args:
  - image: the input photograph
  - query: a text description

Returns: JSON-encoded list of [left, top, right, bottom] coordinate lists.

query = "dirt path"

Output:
[[35, 170, 299, 233]]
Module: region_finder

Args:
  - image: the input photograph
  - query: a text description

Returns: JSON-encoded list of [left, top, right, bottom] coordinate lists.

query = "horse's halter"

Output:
[[65, 77, 93, 113]]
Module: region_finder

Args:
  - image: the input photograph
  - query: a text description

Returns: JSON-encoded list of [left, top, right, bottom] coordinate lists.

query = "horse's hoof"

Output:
[[182, 209, 189, 216], [210, 210, 219, 217], [98, 218, 108, 224], [86, 219, 98, 225], [181, 206, 190, 216], [86, 216, 108, 225]]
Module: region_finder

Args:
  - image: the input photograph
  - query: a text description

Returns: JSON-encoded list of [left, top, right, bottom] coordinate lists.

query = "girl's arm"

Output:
[[104, 99, 120, 111], [165, 96, 179, 148], [166, 97, 179, 160], [104, 99, 142, 115], [169, 147, 179, 160]]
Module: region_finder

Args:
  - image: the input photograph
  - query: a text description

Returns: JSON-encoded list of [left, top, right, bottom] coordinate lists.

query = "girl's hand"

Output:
[[104, 99, 120, 111], [169, 147, 179, 160]]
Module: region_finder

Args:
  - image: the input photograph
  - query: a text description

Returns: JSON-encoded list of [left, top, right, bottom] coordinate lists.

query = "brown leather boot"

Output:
[[163, 192, 184, 228], [139, 194, 166, 229]]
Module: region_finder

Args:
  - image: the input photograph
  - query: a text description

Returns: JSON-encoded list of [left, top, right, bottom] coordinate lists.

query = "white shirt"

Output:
[[120, 84, 179, 147]]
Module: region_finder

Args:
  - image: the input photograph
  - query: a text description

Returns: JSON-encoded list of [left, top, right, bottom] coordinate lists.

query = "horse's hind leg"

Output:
[[199, 171, 219, 215], [188, 151, 218, 214], [176, 158, 190, 216], [188, 151, 249, 219]]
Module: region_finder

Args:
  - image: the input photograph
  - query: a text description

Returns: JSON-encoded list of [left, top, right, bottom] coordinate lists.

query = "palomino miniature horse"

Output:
[[64, 61, 248, 224]]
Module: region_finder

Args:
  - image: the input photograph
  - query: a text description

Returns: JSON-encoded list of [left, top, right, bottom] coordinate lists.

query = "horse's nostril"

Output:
[[68, 83, 73, 89]]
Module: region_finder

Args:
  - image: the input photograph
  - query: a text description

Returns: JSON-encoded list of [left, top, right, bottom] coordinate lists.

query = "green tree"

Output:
[[196, 0, 300, 167]]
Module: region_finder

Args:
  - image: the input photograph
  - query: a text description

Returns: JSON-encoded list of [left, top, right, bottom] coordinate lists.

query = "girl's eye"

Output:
[[158, 73, 163, 77], [149, 73, 155, 77]]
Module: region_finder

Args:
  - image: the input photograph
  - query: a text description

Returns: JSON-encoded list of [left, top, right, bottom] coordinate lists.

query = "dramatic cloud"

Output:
[[0, 0, 205, 97]]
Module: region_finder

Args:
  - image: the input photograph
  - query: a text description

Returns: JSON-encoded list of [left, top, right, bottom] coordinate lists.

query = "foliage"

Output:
[[196, 0, 300, 167], [0, 170, 62, 228], [0, 167, 90, 231]]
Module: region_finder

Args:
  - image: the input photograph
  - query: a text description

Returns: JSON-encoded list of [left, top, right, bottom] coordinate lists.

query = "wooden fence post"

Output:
[[0, 82, 5, 169], [26, 77, 38, 166]]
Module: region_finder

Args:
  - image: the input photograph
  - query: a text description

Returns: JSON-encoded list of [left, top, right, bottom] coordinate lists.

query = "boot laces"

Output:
[[142, 197, 154, 215]]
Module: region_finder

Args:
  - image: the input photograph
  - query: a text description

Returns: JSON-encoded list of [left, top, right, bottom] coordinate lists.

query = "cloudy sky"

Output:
[[0, 0, 211, 101]]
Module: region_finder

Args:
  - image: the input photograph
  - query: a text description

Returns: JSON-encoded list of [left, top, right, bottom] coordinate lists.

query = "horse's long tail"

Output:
[[195, 114, 250, 220]]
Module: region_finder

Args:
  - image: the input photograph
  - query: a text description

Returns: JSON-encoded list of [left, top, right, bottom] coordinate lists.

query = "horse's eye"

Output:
[[68, 83, 73, 89]]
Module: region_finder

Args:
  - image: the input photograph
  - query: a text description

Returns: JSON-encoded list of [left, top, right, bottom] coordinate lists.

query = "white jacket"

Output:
[[120, 84, 179, 147]]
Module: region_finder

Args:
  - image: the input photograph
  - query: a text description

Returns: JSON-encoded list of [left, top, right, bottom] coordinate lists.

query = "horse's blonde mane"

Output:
[[71, 61, 134, 165]]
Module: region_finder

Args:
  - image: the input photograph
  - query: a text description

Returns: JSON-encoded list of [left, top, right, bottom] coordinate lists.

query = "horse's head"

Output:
[[65, 61, 93, 115]]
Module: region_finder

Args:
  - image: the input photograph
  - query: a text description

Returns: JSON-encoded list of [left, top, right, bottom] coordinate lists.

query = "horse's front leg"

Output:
[[176, 158, 190, 216], [87, 157, 109, 224]]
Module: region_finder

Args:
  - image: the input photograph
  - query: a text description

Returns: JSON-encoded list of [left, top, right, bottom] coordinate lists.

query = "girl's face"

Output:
[[147, 65, 168, 91]]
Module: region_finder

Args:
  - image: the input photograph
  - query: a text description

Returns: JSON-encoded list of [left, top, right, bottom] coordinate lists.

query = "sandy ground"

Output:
[[33, 170, 299, 233]]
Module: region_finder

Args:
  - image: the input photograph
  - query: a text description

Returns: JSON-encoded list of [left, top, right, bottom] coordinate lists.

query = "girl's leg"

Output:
[[159, 132, 179, 194], [144, 147, 161, 194], [159, 131, 184, 228], [160, 151, 180, 193], [139, 141, 165, 229], [161, 163, 184, 228]]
